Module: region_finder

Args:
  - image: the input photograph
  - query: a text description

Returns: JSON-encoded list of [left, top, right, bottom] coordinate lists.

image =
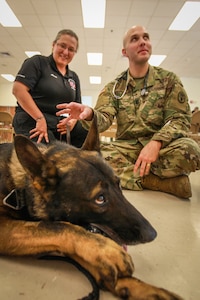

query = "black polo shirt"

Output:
[[15, 54, 81, 114]]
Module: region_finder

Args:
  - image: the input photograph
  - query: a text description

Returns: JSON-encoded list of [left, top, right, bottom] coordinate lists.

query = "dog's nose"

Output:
[[144, 226, 157, 243], [137, 216, 157, 244]]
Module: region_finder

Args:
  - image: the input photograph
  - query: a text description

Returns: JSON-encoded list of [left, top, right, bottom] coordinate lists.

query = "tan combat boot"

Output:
[[141, 173, 192, 199]]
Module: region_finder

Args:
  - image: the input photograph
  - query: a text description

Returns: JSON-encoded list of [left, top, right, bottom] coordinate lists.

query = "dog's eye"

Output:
[[95, 194, 105, 205]]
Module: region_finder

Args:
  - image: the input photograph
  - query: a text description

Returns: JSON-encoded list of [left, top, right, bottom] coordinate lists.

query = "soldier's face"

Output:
[[122, 26, 152, 64]]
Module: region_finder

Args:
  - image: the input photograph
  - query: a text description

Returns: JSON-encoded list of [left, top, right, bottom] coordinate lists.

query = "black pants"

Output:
[[13, 111, 88, 148]]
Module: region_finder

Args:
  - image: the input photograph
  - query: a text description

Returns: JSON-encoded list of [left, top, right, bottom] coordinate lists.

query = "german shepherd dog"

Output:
[[0, 117, 183, 300]]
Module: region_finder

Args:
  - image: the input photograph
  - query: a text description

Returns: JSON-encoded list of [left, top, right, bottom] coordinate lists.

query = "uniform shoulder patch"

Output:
[[178, 91, 186, 103]]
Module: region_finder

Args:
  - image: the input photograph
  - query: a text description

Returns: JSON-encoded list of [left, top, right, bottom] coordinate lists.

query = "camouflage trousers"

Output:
[[101, 137, 200, 190]]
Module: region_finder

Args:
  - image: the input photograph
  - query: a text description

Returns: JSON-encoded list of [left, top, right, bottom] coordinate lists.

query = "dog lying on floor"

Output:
[[0, 116, 183, 300]]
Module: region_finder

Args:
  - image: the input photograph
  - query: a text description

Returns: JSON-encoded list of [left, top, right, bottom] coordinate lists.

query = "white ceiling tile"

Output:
[[0, 0, 199, 97]]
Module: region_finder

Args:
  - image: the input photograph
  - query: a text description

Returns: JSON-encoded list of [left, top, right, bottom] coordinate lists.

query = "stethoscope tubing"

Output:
[[112, 69, 149, 100]]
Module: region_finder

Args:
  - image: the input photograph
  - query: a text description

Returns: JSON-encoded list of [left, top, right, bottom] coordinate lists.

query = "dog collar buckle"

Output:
[[3, 189, 26, 210]]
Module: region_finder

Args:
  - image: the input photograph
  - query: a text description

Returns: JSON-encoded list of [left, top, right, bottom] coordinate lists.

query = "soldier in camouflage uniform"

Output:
[[56, 25, 200, 199]]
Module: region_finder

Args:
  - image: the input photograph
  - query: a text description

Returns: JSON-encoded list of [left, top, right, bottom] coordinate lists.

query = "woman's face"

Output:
[[52, 34, 78, 68]]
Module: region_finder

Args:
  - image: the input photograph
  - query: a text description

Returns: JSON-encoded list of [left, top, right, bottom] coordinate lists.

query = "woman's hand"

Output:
[[56, 102, 93, 121], [12, 81, 49, 144], [29, 117, 49, 143], [57, 118, 77, 135]]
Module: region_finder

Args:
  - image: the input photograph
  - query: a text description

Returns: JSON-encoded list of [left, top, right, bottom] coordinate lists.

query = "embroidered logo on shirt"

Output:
[[68, 78, 76, 90], [17, 74, 25, 78], [51, 73, 58, 78]]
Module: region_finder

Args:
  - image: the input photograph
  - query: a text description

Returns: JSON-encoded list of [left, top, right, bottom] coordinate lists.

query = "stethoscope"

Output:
[[112, 69, 149, 100]]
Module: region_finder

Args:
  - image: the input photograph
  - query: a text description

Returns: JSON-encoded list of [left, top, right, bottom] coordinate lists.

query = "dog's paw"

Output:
[[114, 277, 184, 300], [72, 231, 134, 290]]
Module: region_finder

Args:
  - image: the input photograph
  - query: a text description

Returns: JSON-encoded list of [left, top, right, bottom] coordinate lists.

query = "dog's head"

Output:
[[13, 116, 157, 246]]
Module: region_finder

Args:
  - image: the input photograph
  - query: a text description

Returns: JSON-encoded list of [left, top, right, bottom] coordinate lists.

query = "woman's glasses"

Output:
[[56, 43, 76, 54]]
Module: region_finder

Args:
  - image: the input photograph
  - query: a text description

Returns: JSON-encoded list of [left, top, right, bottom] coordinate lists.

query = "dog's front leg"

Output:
[[61, 225, 135, 291], [113, 277, 184, 300], [0, 219, 134, 290]]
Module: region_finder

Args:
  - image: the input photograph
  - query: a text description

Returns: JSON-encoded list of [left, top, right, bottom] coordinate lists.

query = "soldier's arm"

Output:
[[152, 74, 191, 147]]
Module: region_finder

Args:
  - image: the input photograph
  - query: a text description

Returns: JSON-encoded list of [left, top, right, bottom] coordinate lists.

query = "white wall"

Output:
[[0, 77, 199, 110], [0, 83, 16, 106], [181, 78, 200, 111]]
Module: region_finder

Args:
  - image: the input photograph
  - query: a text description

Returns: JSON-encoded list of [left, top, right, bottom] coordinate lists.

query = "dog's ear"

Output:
[[81, 114, 100, 152], [14, 135, 58, 189]]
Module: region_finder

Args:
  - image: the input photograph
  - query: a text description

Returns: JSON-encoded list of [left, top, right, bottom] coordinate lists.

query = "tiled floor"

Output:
[[0, 171, 199, 300]]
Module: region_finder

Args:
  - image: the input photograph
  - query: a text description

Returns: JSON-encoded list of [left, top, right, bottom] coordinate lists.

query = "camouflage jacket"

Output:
[[83, 65, 191, 148]]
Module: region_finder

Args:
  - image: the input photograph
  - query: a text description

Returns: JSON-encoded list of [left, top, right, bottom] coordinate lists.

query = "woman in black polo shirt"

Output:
[[12, 29, 88, 147]]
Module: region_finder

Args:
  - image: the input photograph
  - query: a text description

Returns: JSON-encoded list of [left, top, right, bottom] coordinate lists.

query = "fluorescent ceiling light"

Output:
[[149, 55, 166, 66], [169, 1, 200, 31], [1, 74, 15, 82], [90, 76, 101, 84], [0, 0, 22, 27], [25, 51, 41, 58], [87, 53, 103, 65], [81, 0, 106, 28]]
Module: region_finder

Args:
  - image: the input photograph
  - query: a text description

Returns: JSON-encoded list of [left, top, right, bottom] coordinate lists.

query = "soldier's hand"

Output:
[[134, 140, 162, 177], [56, 103, 93, 121]]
